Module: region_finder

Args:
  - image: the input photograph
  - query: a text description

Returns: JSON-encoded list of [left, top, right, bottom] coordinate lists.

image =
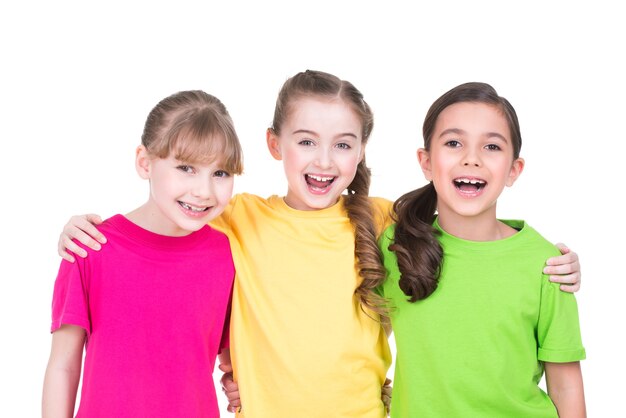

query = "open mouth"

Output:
[[178, 201, 210, 212], [305, 174, 335, 191], [453, 177, 486, 192]]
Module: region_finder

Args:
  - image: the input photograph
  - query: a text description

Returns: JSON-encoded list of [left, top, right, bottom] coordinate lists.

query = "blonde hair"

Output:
[[271, 70, 387, 320], [142, 90, 243, 174]]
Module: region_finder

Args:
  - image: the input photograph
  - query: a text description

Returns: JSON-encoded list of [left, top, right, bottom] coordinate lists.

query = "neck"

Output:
[[126, 202, 193, 237], [437, 208, 517, 242]]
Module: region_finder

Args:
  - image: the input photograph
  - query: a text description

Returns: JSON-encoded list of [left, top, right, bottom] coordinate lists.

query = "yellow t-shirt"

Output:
[[211, 193, 393, 418]]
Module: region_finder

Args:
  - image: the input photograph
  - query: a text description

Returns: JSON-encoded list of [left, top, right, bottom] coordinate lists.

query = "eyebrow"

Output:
[[439, 128, 508, 143], [292, 129, 358, 140]]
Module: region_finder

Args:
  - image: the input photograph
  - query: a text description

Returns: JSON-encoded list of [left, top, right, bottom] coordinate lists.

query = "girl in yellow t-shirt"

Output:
[[54, 71, 582, 418]]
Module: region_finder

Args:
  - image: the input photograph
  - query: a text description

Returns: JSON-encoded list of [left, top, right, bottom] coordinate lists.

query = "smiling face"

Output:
[[418, 101, 524, 227], [134, 146, 234, 236], [267, 96, 365, 211]]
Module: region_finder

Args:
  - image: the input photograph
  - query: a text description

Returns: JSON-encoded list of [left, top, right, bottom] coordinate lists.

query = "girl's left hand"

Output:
[[544, 243, 581, 292]]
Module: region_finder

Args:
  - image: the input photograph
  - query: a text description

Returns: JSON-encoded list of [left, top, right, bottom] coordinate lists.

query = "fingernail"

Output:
[[100, 237, 107, 243], [94, 243, 101, 251]]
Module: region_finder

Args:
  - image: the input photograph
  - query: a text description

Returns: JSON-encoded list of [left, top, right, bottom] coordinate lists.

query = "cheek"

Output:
[[281, 148, 303, 171], [216, 179, 235, 203], [338, 152, 362, 174]]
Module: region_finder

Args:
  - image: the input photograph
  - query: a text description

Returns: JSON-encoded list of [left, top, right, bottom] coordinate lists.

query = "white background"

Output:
[[1, 1, 623, 416]]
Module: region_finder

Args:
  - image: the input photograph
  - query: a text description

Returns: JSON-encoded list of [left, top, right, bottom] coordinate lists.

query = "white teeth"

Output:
[[456, 178, 485, 184], [180, 202, 208, 212], [308, 174, 334, 182]]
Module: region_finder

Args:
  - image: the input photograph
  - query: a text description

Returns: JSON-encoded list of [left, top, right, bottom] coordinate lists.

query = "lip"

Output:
[[452, 176, 487, 198], [178, 201, 212, 218], [304, 173, 336, 195]]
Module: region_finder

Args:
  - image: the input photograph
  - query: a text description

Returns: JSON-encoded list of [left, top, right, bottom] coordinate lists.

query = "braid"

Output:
[[345, 160, 389, 321]]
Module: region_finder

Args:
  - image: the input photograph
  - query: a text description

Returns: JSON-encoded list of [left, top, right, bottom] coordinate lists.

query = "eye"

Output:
[[336, 142, 352, 150], [177, 165, 195, 174], [444, 140, 461, 148], [298, 139, 315, 146], [485, 143, 501, 151], [214, 170, 231, 178]]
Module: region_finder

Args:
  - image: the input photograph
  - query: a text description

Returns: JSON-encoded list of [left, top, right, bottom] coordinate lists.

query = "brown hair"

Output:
[[142, 90, 243, 174], [391, 82, 522, 302], [271, 70, 386, 318]]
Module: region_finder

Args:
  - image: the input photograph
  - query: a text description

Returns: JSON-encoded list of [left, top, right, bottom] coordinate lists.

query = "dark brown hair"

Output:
[[271, 70, 386, 318], [142, 90, 243, 174], [391, 82, 522, 302]]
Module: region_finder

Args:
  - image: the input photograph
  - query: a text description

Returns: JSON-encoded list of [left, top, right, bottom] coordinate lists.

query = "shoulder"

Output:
[[514, 221, 561, 258], [368, 196, 393, 212], [69, 215, 122, 259], [368, 197, 393, 236]]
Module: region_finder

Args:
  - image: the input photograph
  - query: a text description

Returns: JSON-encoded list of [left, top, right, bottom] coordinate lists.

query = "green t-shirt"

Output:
[[380, 219, 585, 418]]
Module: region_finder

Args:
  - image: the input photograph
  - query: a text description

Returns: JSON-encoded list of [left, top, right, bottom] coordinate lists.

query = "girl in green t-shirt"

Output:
[[381, 82, 586, 417]]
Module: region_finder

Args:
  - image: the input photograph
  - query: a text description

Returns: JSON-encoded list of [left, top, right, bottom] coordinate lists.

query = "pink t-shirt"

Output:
[[51, 214, 234, 417]]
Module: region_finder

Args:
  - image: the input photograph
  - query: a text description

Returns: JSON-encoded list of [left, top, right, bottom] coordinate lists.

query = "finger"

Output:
[[83, 214, 107, 243], [543, 261, 579, 275], [554, 242, 570, 255], [60, 235, 88, 259], [548, 272, 580, 285], [222, 380, 239, 392], [68, 225, 104, 251], [70, 215, 107, 245], [545, 252, 577, 267], [85, 213, 104, 226], [59, 249, 76, 263], [558, 282, 580, 293], [220, 372, 234, 386], [226, 392, 241, 404], [218, 363, 233, 373]]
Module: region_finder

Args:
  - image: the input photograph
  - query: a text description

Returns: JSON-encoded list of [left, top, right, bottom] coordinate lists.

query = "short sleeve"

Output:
[[51, 258, 91, 337], [536, 277, 586, 363]]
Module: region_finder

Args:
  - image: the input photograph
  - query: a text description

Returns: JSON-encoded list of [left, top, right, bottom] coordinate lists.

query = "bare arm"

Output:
[[545, 243, 581, 293], [218, 349, 241, 413], [545, 361, 586, 418], [42, 325, 86, 418]]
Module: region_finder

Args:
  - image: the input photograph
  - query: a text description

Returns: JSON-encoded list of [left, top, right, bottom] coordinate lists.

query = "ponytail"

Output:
[[389, 182, 442, 302]]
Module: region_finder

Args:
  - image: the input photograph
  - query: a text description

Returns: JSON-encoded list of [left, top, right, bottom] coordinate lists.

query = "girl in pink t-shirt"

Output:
[[42, 90, 243, 417]]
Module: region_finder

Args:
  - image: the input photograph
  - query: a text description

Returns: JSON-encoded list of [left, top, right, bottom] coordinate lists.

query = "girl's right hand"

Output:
[[58, 214, 107, 263], [219, 366, 242, 413]]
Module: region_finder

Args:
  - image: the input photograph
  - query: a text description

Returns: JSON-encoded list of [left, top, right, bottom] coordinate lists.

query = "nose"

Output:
[[314, 147, 333, 169], [462, 147, 481, 167], [192, 176, 214, 199]]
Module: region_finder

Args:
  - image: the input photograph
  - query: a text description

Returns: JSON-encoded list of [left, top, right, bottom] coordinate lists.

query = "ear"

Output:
[[417, 148, 432, 181], [266, 128, 282, 161], [135, 145, 152, 180], [358, 141, 367, 163], [506, 157, 525, 187]]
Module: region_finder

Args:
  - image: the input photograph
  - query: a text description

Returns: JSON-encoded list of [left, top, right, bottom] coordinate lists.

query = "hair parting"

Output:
[[142, 90, 243, 174]]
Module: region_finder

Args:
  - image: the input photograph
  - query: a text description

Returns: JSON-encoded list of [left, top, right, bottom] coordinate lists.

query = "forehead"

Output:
[[286, 96, 362, 135], [436, 102, 510, 136]]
